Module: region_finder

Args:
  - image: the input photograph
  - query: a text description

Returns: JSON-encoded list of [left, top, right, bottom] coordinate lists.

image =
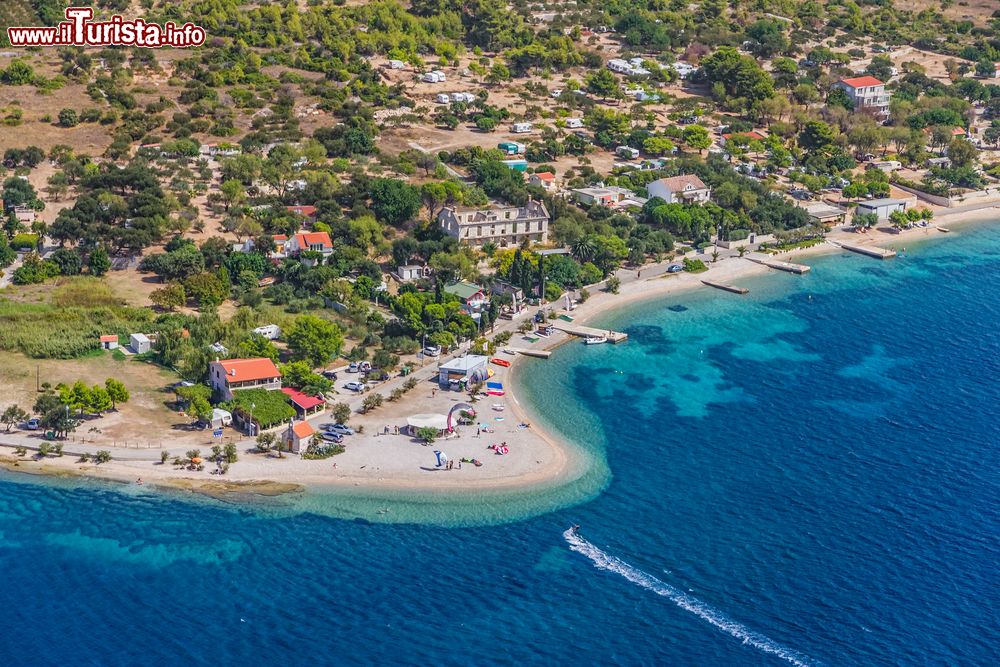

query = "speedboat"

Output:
[[584, 335, 608, 345]]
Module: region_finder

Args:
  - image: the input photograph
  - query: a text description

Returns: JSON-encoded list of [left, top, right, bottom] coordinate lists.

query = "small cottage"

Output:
[[99, 335, 119, 350], [283, 420, 315, 454]]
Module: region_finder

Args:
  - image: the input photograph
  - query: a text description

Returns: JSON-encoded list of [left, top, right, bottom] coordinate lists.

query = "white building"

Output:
[[438, 355, 489, 388], [646, 175, 712, 205], [528, 172, 556, 190], [129, 333, 151, 354], [834, 76, 892, 119], [438, 201, 549, 247], [570, 186, 645, 208], [565, 117, 584, 129], [209, 357, 282, 402], [855, 198, 908, 220], [396, 265, 430, 282]]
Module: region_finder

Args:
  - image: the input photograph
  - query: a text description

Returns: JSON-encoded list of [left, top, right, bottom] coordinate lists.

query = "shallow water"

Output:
[[2, 223, 998, 665]]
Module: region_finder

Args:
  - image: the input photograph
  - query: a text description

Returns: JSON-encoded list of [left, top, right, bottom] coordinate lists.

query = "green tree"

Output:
[[585, 69, 621, 100], [682, 125, 712, 153], [416, 426, 438, 443], [150, 282, 186, 310], [946, 138, 977, 168], [1, 404, 28, 431], [104, 378, 129, 409], [88, 386, 113, 413], [975, 61, 996, 79], [286, 315, 344, 367], [184, 272, 226, 308], [370, 178, 422, 227], [332, 402, 351, 425], [88, 246, 111, 276]]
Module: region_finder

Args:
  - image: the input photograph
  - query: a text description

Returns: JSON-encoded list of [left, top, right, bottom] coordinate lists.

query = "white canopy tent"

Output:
[[406, 414, 449, 432]]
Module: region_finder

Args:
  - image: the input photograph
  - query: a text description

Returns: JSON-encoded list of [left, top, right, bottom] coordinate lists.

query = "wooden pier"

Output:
[[830, 240, 896, 259], [551, 323, 628, 343], [747, 256, 811, 274], [701, 280, 749, 294]]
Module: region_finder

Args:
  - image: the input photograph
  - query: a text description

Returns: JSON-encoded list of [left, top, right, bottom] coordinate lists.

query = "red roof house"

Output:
[[285, 205, 318, 218], [287, 231, 333, 256], [209, 357, 282, 400]]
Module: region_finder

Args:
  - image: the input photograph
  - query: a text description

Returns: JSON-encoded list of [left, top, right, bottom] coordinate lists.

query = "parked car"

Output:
[[666, 264, 683, 273], [322, 370, 338, 380], [344, 381, 368, 392], [422, 345, 440, 357], [25, 417, 40, 430], [320, 432, 344, 443], [324, 423, 355, 436], [347, 362, 359, 373]]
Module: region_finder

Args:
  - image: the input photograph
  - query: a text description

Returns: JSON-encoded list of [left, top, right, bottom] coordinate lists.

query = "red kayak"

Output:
[[490, 357, 511, 367]]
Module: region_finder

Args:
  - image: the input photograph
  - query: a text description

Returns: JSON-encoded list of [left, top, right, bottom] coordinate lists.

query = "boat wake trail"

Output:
[[563, 529, 814, 667]]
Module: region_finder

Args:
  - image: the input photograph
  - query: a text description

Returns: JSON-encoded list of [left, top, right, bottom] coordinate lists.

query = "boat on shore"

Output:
[[490, 357, 511, 367], [584, 335, 608, 345]]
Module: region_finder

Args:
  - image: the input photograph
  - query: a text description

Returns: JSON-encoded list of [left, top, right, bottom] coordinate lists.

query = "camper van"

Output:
[[616, 146, 640, 159], [512, 122, 533, 134]]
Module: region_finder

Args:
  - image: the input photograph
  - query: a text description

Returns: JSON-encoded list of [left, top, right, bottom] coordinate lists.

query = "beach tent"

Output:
[[407, 414, 449, 433]]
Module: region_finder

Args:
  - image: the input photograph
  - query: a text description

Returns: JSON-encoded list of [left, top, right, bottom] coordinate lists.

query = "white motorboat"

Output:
[[584, 335, 608, 345]]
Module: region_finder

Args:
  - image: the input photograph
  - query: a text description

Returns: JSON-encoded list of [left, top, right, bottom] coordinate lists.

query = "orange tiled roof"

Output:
[[216, 358, 281, 383], [292, 421, 314, 438], [840, 76, 884, 88], [293, 231, 332, 248]]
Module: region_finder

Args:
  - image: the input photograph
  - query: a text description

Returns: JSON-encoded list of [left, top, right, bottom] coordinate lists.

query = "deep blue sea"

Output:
[[2, 224, 999, 666]]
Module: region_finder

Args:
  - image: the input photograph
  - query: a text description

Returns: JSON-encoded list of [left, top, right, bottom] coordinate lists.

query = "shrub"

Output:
[[9, 233, 39, 250], [682, 258, 707, 273], [360, 393, 384, 413]]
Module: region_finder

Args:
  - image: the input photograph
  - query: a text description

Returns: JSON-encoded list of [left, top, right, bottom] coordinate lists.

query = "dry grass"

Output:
[[0, 350, 212, 448]]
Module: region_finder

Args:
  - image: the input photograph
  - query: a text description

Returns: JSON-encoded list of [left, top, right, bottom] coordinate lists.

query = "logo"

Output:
[[7, 7, 205, 48]]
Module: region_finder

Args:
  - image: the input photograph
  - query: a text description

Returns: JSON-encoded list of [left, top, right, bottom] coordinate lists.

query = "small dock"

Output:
[[747, 256, 811, 274], [831, 240, 896, 259], [503, 347, 552, 358], [701, 280, 749, 295], [552, 323, 628, 343]]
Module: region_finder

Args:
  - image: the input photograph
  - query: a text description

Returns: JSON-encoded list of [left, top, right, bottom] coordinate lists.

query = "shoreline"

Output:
[[1, 207, 996, 508]]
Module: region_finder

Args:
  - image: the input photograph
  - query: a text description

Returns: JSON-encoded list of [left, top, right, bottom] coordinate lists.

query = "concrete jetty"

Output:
[[551, 323, 628, 343], [830, 240, 896, 259], [747, 256, 811, 274], [701, 280, 749, 294], [503, 347, 552, 358]]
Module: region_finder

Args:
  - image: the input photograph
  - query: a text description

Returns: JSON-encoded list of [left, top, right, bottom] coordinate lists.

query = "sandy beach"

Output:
[[1, 206, 997, 501]]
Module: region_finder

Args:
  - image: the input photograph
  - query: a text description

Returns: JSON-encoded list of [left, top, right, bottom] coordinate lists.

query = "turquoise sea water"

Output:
[[2, 223, 999, 665]]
